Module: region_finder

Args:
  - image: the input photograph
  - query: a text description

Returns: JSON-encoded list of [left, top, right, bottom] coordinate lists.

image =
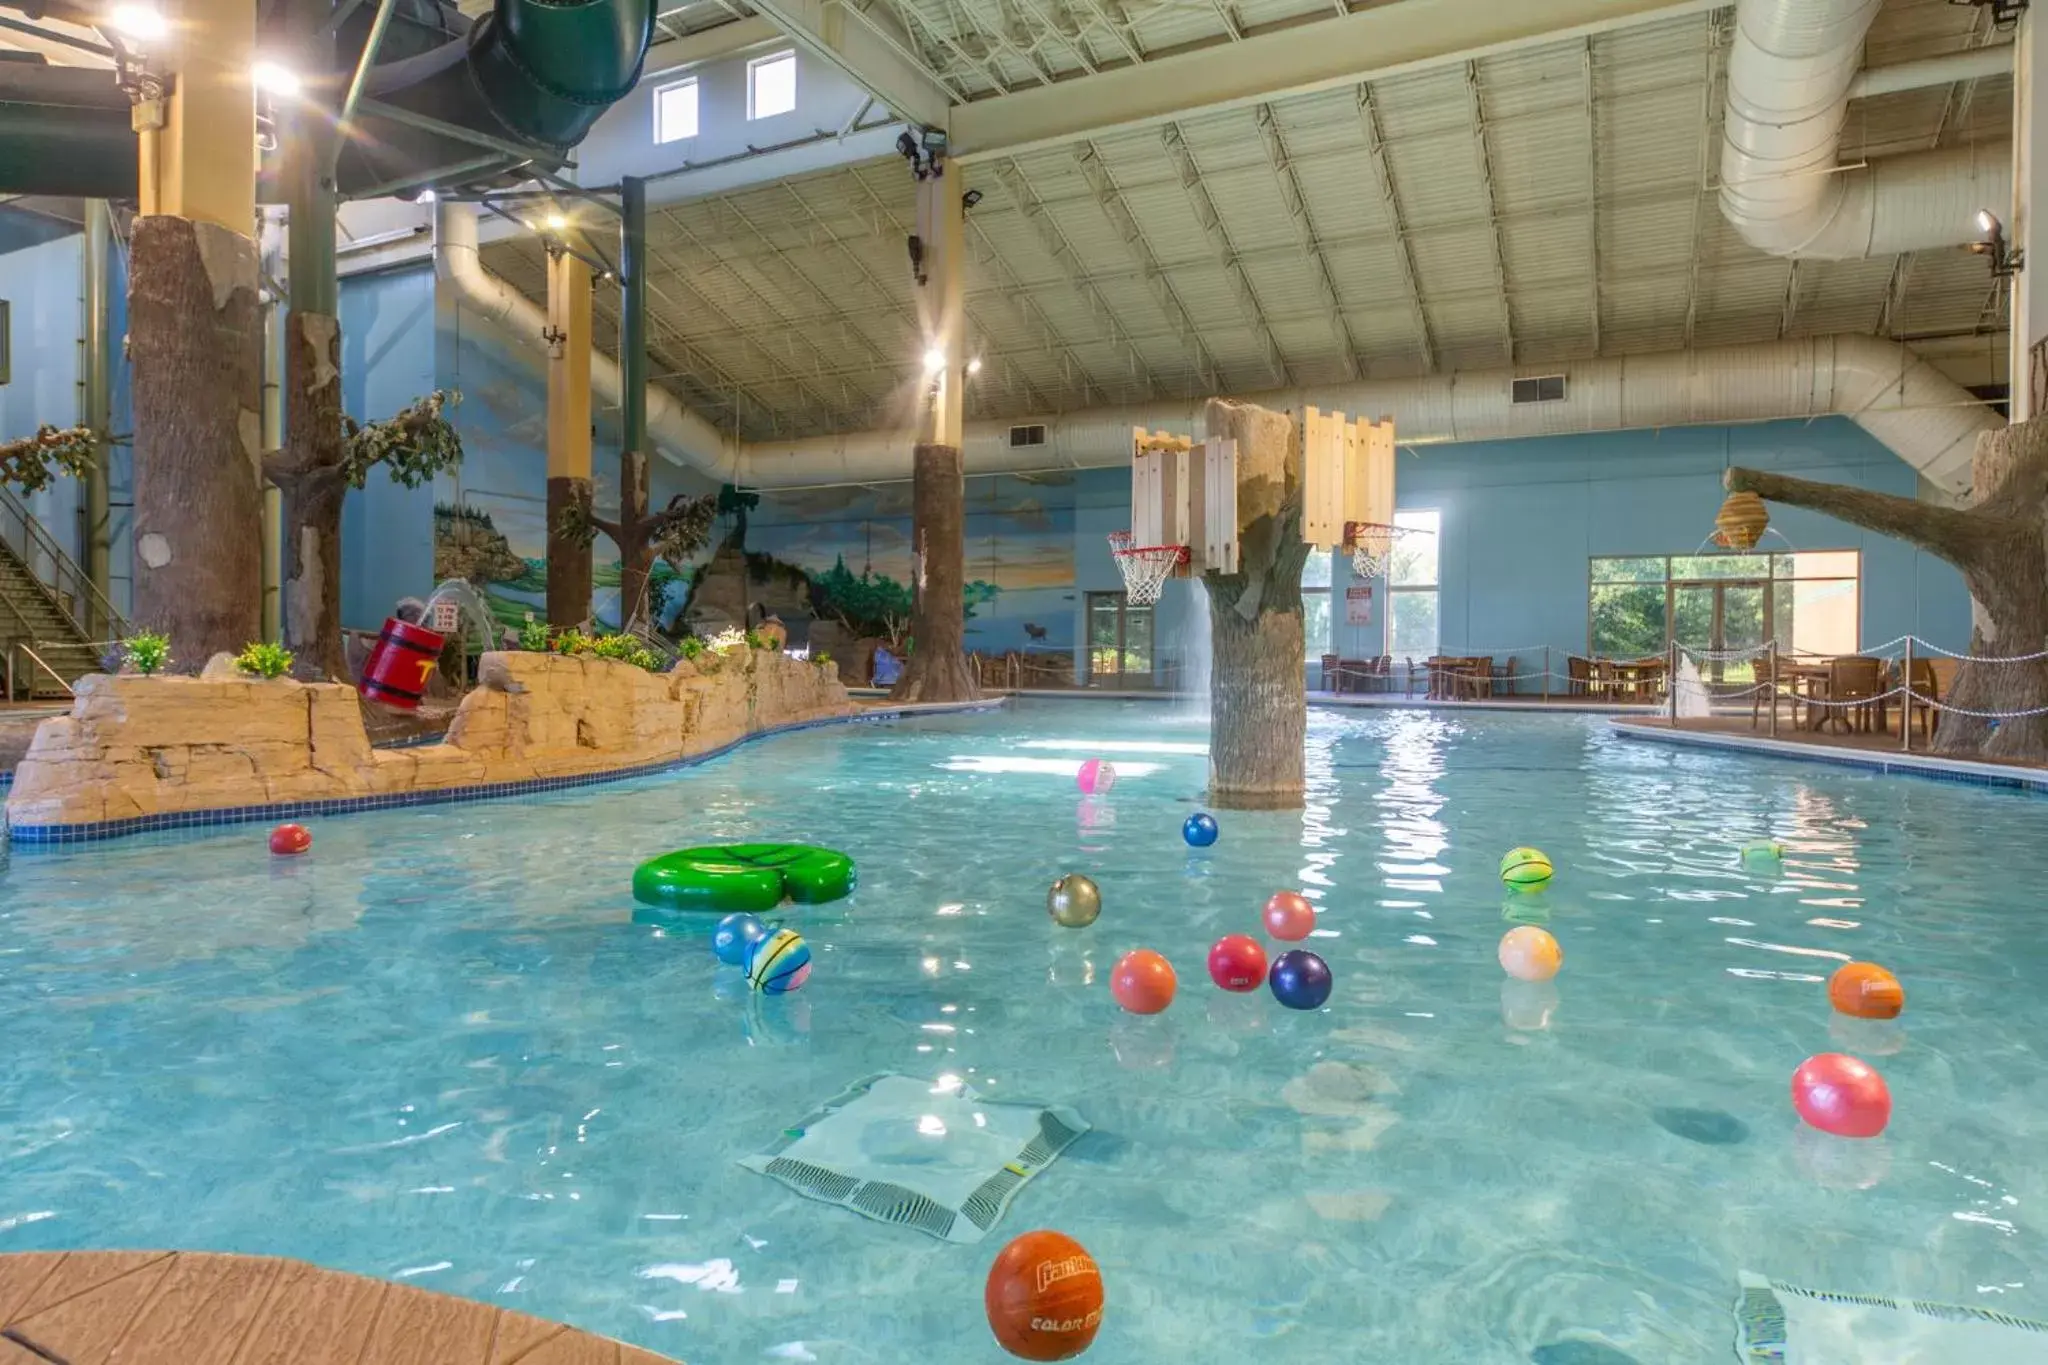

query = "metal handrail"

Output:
[[11, 643, 74, 699], [0, 481, 129, 643]]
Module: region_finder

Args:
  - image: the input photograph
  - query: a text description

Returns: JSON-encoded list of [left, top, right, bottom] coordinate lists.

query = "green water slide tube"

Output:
[[633, 844, 859, 914], [0, 0, 651, 200]]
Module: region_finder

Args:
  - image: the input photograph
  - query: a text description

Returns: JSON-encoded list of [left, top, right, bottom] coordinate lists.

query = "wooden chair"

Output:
[[1567, 655, 1593, 697], [1404, 656, 1425, 697], [1751, 654, 1797, 730], [1894, 657, 1939, 740], [1493, 656, 1518, 697], [1319, 653, 1343, 694], [1808, 656, 1884, 734]]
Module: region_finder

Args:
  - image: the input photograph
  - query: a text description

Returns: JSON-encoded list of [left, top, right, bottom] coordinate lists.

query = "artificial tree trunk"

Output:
[[546, 473, 594, 629], [1202, 399, 1310, 808], [618, 448, 654, 633], [890, 442, 979, 704], [1728, 413, 2048, 760], [266, 310, 349, 679], [129, 215, 264, 664]]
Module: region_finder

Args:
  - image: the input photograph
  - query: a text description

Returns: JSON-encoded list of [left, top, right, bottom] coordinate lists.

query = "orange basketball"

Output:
[[985, 1229, 1104, 1361], [1828, 961, 1905, 1020]]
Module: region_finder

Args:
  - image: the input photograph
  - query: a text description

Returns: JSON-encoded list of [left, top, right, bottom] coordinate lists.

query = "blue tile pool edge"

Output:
[[1610, 720, 2048, 794], [1, 698, 1009, 848]]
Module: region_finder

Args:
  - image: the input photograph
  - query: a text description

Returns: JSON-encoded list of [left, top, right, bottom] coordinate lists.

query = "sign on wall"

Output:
[[1345, 583, 1373, 626]]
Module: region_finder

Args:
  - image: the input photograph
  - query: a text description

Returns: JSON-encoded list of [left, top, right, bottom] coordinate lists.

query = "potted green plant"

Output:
[[122, 631, 172, 676], [234, 642, 295, 680]]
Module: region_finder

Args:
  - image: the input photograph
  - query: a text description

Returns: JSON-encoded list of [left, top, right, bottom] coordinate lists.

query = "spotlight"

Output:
[[545, 212, 568, 231], [104, 3, 166, 40], [1970, 207, 2024, 276], [962, 188, 983, 209], [417, 189, 437, 204], [251, 59, 301, 97], [966, 356, 983, 375], [922, 347, 946, 374]]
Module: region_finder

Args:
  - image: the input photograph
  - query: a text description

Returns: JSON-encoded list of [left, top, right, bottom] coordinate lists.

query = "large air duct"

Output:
[[740, 338, 1998, 495], [1720, 0, 2011, 258], [436, 207, 1996, 496]]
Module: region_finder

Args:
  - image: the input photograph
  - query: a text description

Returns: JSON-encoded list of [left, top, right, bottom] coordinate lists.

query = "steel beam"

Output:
[[1463, 61, 1515, 366], [949, 0, 1724, 161], [1356, 82, 1434, 372], [1071, 142, 1225, 391], [1582, 36, 1601, 356], [746, 0, 952, 127], [1253, 103, 1358, 380], [992, 158, 1168, 396], [1159, 122, 1287, 385]]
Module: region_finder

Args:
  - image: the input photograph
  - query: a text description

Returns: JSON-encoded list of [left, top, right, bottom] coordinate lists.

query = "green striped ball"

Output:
[[1499, 846, 1554, 891]]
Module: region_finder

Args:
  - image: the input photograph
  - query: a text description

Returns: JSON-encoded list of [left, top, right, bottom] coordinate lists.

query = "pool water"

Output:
[[2, 701, 2045, 1363]]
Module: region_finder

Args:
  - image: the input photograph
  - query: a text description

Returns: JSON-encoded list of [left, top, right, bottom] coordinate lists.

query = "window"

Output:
[[748, 51, 796, 120], [1387, 508, 1439, 660], [654, 78, 699, 143], [1086, 592, 1154, 686], [1589, 551, 1860, 684], [1302, 549, 1332, 662]]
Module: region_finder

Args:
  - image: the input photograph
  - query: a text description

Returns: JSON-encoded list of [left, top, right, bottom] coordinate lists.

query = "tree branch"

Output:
[[1724, 466, 2004, 568]]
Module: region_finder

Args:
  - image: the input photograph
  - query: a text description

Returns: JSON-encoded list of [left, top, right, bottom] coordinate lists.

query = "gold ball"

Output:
[[1047, 873, 1101, 928]]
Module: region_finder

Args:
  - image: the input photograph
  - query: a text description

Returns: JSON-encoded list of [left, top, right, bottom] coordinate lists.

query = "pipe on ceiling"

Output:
[[1720, 0, 2012, 258]]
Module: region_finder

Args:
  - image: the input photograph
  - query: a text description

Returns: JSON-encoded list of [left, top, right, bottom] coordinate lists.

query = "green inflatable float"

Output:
[[633, 843, 857, 913]]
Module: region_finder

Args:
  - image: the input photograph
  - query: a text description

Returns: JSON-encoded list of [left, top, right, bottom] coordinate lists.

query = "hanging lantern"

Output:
[[1714, 490, 1770, 552]]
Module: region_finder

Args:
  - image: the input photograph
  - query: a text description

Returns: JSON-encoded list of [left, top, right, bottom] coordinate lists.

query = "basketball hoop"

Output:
[[1343, 521, 1408, 580], [1108, 531, 1187, 605]]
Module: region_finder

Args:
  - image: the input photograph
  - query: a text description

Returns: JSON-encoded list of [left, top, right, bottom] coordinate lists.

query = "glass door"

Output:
[[1671, 580, 1769, 689], [1086, 592, 1154, 687]]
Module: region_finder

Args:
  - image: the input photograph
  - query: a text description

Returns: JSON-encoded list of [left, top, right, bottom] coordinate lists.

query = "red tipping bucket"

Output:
[[358, 616, 446, 710]]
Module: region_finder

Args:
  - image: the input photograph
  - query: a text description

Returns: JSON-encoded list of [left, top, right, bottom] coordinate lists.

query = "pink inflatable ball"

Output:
[[1206, 934, 1268, 993], [1075, 758, 1119, 795], [1263, 891, 1316, 941], [1498, 926, 1563, 983], [1791, 1053, 1892, 1139]]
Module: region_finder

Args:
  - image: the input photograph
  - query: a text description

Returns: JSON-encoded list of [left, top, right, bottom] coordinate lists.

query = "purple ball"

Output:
[[1268, 949, 1332, 1011]]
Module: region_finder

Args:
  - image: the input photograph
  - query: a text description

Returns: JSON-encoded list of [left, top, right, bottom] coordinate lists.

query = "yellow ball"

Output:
[[1500, 846, 1553, 891], [1047, 873, 1101, 928]]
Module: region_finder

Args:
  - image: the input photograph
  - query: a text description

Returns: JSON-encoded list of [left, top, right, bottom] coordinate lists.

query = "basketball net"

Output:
[[1343, 521, 1404, 580], [1108, 531, 1187, 605]]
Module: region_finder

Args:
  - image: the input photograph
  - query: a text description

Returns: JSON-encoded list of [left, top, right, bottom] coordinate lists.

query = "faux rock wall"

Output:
[[3, 648, 856, 829]]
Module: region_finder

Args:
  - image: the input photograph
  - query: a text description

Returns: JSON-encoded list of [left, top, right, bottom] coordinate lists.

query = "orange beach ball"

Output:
[[985, 1229, 1104, 1361], [1828, 961, 1905, 1020]]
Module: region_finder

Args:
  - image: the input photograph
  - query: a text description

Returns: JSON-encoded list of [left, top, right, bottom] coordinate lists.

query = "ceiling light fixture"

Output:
[[922, 347, 946, 373], [545, 212, 568, 231], [251, 59, 302, 97], [966, 356, 983, 376], [105, 3, 167, 40], [1969, 208, 2024, 277]]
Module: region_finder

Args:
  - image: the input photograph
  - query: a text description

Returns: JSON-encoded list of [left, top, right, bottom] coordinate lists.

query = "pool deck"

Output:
[[0, 1250, 679, 1364], [1612, 716, 2048, 792]]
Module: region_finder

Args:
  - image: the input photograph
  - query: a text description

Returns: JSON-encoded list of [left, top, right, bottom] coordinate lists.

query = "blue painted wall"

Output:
[[339, 265, 439, 630], [1317, 419, 1972, 676]]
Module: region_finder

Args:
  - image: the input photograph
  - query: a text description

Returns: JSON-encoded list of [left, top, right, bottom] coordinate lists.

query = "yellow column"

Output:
[[547, 250, 593, 482], [136, 0, 257, 229], [916, 157, 967, 449]]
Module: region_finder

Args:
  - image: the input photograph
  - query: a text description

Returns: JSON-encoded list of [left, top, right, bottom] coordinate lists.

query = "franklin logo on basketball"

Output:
[[986, 1230, 1105, 1361]]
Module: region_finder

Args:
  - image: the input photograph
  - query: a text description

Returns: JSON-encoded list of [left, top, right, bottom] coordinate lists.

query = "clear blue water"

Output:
[[2, 701, 2045, 1364]]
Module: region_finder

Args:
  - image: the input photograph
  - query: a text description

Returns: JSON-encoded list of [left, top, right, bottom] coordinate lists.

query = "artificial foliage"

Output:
[[235, 641, 295, 679], [122, 631, 171, 676], [340, 390, 464, 490], [0, 425, 95, 495], [554, 490, 718, 566]]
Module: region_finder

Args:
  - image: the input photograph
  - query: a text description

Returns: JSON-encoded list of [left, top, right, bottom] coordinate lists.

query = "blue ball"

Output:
[[1182, 812, 1220, 847], [713, 912, 769, 966], [1269, 949, 1332, 1011]]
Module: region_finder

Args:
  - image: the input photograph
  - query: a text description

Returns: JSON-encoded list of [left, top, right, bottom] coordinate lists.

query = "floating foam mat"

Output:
[[738, 1072, 1088, 1244], [1736, 1271, 2048, 1364]]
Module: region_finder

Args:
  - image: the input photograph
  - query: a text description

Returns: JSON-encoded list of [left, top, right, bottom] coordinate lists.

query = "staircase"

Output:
[[0, 485, 122, 700]]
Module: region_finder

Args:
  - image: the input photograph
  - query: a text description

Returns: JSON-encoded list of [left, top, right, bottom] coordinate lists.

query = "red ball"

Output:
[[985, 1229, 1104, 1361], [1110, 949, 1176, 1015], [268, 823, 312, 856], [1206, 934, 1268, 992], [1792, 1052, 1891, 1139]]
